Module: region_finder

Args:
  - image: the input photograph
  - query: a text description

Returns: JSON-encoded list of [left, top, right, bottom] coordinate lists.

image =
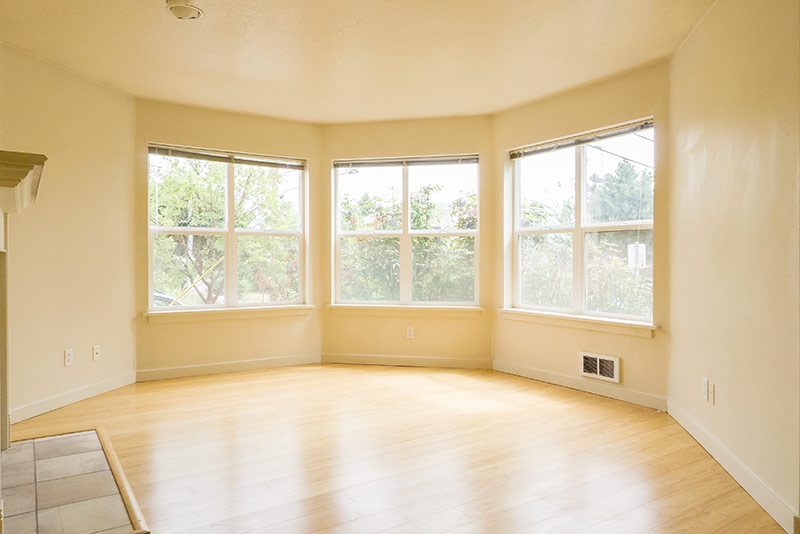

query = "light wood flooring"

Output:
[[11, 364, 783, 533]]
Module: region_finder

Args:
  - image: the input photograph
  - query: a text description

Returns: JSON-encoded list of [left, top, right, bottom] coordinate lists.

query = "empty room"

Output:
[[0, 0, 798, 532]]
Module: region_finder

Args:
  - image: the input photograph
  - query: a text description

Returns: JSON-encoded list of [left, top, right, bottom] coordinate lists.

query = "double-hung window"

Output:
[[334, 156, 479, 305], [512, 120, 654, 322], [148, 145, 305, 309]]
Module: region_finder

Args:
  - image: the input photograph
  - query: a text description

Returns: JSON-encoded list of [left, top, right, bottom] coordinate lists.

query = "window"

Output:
[[334, 156, 479, 305], [512, 120, 654, 321], [148, 145, 305, 309]]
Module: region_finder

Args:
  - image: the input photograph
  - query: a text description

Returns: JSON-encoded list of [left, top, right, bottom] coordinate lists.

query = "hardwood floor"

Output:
[[11, 364, 782, 533]]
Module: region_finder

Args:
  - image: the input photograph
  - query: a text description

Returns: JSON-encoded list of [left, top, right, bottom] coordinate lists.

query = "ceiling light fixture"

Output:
[[166, 0, 203, 20]]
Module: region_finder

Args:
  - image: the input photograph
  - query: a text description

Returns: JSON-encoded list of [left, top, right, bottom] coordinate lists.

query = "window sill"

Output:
[[327, 304, 484, 318], [498, 308, 657, 338], [144, 305, 314, 324]]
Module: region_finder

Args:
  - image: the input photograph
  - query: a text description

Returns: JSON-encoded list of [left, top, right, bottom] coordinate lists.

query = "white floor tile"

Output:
[[37, 470, 119, 510], [3, 511, 37, 534], [36, 450, 109, 482], [3, 483, 36, 517], [2, 460, 35, 489], [35, 433, 102, 461], [38, 494, 130, 534]]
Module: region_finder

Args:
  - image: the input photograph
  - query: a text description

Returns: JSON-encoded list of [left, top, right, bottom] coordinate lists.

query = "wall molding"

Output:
[[144, 304, 314, 323], [326, 305, 484, 318], [11, 372, 136, 423], [322, 353, 493, 369], [136, 354, 319, 381], [668, 400, 799, 534], [493, 359, 667, 410]]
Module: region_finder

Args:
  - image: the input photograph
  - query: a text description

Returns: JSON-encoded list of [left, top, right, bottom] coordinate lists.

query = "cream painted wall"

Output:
[[491, 62, 671, 408], [134, 100, 324, 376], [320, 117, 494, 366], [0, 44, 137, 420], [668, 0, 799, 530]]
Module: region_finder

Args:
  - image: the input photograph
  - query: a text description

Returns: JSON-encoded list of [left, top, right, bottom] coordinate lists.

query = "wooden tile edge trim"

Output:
[[97, 425, 150, 533], [11, 423, 98, 442]]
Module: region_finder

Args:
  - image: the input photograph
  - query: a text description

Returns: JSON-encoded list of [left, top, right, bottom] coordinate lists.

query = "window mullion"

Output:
[[513, 158, 521, 308], [400, 165, 412, 304], [572, 146, 585, 314], [148, 229, 154, 309], [338, 231, 404, 237], [333, 169, 340, 303], [300, 167, 307, 305], [408, 231, 476, 238], [235, 229, 303, 237], [225, 162, 237, 306]]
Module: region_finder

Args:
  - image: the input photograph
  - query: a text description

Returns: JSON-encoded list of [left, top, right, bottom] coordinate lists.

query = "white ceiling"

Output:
[[0, 1, 713, 123]]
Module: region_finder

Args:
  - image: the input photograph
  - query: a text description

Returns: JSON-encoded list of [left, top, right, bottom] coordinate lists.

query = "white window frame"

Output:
[[511, 120, 654, 322], [333, 155, 480, 306], [147, 144, 307, 311]]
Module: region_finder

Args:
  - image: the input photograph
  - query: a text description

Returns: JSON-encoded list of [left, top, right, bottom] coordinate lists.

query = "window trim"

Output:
[[511, 120, 654, 323], [498, 308, 656, 338], [333, 155, 480, 306], [147, 144, 307, 311]]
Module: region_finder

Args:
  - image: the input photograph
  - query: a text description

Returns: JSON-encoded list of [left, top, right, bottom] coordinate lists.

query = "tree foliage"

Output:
[[585, 159, 654, 317], [149, 156, 300, 306], [520, 157, 654, 318], [587, 160, 653, 223], [338, 181, 477, 303]]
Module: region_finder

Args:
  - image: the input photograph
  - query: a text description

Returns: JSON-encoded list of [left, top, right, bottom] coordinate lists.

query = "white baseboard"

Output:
[[493, 359, 667, 411], [321, 353, 493, 370], [11, 372, 136, 423], [136, 354, 320, 381], [668, 400, 799, 534]]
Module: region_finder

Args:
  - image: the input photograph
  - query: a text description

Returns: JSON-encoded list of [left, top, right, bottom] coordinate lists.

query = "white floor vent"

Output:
[[580, 352, 620, 383]]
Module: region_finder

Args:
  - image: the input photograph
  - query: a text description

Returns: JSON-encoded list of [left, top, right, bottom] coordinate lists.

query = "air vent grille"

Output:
[[599, 359, 615, 379], [580, 352, 620, 383], [583, 356, 598, 375]]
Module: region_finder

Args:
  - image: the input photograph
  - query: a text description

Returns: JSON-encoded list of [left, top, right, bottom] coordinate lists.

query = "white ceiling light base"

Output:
[[166, 0, 203, 20]]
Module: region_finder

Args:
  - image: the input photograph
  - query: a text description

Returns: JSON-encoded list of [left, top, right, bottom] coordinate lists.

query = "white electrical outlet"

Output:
[[64, 349, 73, 367], [406, 327, 415, 339], [92, 345, 101, 361], [702, 377, 708, 401]]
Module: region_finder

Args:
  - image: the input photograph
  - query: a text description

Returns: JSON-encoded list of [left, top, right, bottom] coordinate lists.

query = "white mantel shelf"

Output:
[[0, 150, 47, 215]]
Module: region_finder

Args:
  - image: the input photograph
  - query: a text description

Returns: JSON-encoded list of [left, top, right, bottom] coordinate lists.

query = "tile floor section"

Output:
[[2, 431, 133, 534]]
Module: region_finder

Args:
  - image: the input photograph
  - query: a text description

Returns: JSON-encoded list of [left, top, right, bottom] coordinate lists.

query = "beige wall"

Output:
[[134, 100, 324, 377], [0, 45, 137, 420], [492, 62, 671, 409], [667, 0, 800, 529], [321, 117, 494, 366]]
